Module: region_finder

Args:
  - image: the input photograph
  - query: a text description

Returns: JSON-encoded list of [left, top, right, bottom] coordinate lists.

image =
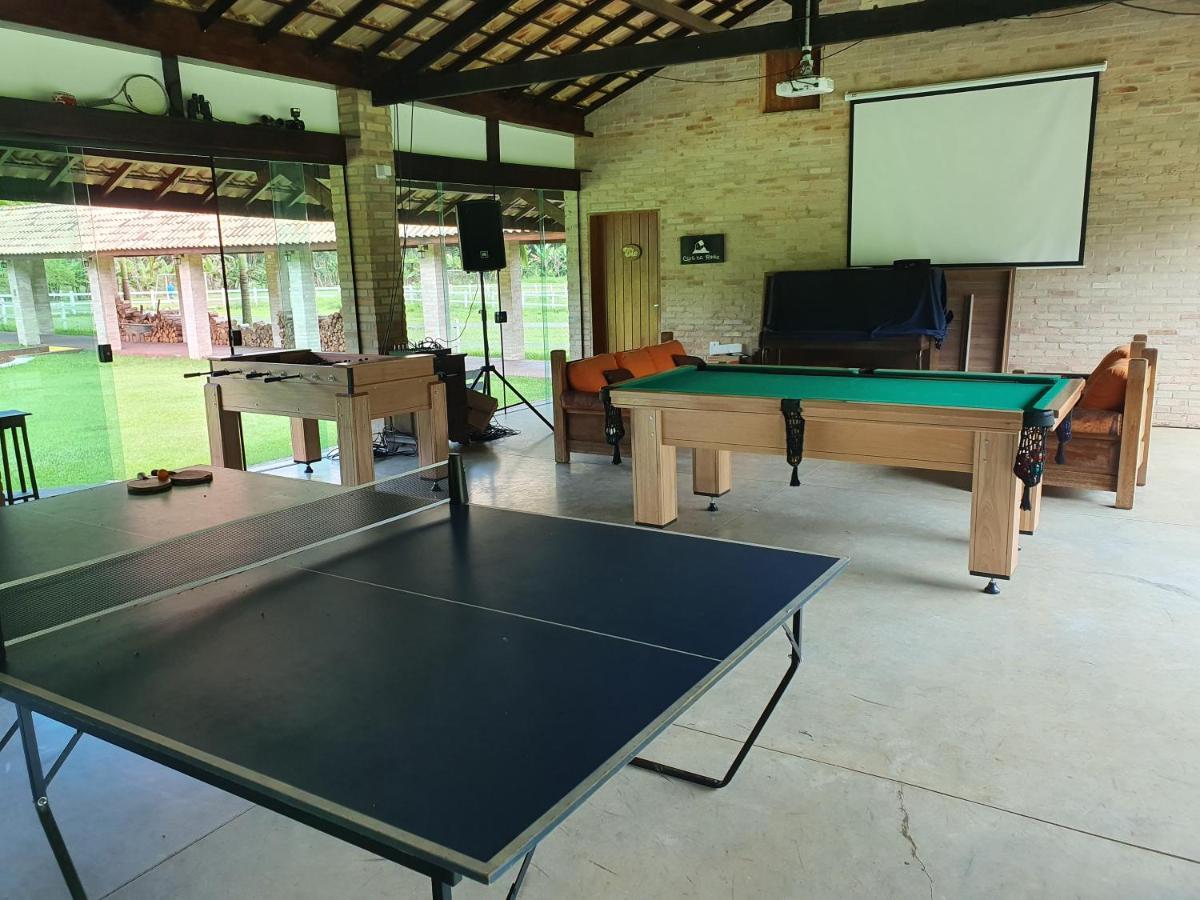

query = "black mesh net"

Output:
[[0, 466, 450, 645]]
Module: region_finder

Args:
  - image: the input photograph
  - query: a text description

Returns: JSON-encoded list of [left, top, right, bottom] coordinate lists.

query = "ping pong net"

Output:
[[0, 461, 458, 653]]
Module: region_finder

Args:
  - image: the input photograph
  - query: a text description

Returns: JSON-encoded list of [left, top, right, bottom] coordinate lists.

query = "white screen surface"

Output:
[[849, 74, 1098, 267]]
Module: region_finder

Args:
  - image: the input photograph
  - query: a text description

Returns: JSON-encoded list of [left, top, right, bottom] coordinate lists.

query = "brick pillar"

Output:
[[498, 239, 526, 360], [177, 254, 213, 359], [331, 88, 400, 354], [285, 247, 320, 350], [4, 258, 45, 346], [30, 259, 53, 336], [86, 255, 123, 350], [418, 248, 450, 343], [264, 250, 290, 346], [565, 200, 586, 358]]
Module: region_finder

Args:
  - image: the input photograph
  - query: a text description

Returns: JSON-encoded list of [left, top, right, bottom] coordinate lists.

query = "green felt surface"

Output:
[[610, 365, 1068, 414]]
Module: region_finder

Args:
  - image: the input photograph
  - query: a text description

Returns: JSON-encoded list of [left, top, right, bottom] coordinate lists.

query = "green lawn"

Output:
[[2, 351, 549, 490]]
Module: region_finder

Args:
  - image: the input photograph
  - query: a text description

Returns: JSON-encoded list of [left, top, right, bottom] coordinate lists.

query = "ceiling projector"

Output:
[[776, 76, 835, 98]]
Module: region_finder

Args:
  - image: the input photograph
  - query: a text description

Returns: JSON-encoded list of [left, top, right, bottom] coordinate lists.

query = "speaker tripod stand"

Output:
[[469, 270, 554, 431]]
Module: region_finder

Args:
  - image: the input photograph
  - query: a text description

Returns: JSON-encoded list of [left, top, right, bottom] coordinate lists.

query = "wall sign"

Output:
[[680, 234, 725, 265]]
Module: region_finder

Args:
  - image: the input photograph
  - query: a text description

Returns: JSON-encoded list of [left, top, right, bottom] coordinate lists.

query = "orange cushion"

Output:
[[1079, 359, 1128, 412], [1093, 344, 1131, 374], [646, 340, 686, 372], [566, 353, 618, 393], [614, 348, 657, 378]]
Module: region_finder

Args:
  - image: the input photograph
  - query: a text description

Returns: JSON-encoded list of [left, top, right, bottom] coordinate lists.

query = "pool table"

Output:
[[604, 364, 1084, 592]]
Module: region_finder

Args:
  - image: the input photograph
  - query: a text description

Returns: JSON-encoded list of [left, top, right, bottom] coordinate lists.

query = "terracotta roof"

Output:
[[0, 204, 467, 257]]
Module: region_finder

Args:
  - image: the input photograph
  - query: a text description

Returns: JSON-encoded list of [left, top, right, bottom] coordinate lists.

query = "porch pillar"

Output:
[[498, 239, 525, 361], [331, 87, 400, 354], [264, 249, 290, 346], [86, 255, 123, 350], [285, 247, 320, 351], [4, 258, 45, 347], [418, 248, 450, 344], [177, 253, 213, 359]]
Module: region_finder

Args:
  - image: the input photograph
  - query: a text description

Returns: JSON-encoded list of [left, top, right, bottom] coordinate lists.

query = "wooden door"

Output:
[[589, 210, 660, 353]]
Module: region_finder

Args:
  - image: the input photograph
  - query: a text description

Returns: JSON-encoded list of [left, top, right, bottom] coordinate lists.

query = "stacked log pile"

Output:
[[116, 299, 182, 343]]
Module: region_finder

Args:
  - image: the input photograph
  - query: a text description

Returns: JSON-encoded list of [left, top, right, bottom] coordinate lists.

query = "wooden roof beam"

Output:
[[379, 0, 512, 77], [445, 0, 562, 71], [153, 166, 189, 200], [0, 0, 586, 134], [260, 0, 318, 42], [375, 0, 1105, 102], [362, 0, 449, 58], [311, 0, 385, 53], [198, 0, 239, 32], [622, 0, 722, 34], [101, 160, 135, 195]]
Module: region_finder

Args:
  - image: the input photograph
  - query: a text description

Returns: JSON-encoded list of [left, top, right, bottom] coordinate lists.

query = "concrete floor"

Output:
[[3, 406, 1199, 899]]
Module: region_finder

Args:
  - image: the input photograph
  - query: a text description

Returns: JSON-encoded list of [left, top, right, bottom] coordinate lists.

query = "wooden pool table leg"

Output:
[[693, 448, 732, 511], [1019, 482, 1043, 535], [630, 407, 677, 527], [969, 431, 1022, 593]]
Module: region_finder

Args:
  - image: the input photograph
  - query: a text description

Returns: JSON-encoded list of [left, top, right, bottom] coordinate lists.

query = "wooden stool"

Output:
[[0, 410, 39, 505]]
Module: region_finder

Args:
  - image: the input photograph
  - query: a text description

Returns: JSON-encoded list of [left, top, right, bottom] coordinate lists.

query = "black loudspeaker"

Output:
[[457, 199, 506, 272]]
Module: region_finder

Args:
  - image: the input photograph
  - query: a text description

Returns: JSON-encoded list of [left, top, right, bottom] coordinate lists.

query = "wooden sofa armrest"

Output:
[[1115, 355, 1150, 509]]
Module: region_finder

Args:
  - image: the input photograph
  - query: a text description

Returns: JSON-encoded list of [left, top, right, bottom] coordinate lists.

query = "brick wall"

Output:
[[573, 0, 1200, 426]]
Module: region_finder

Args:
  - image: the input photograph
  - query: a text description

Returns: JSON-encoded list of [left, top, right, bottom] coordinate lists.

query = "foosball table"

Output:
[[197, 349, 448, 486]]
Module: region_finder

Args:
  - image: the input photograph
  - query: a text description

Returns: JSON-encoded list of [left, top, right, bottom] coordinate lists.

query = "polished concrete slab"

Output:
[[2, 408, 1197, 898]]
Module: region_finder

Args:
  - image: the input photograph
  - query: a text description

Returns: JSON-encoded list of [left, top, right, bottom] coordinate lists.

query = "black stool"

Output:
[[0, 409, 39, 505]]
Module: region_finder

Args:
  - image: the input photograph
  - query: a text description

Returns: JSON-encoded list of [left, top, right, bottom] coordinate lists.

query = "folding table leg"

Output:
[[16, 706, 87, 899], [631, 610, 803, 789]]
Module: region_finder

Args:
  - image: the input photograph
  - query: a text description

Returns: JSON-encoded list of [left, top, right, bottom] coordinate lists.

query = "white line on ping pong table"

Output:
[[289, 564, 725, 664]]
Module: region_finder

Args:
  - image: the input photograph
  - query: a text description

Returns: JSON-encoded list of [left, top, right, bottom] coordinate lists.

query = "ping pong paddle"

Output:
[[169, 468, 214, 486], [127, 474, 172, 495]]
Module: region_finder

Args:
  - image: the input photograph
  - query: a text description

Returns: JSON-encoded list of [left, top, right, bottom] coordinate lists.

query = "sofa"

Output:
[[1022, 334, 1158, 509], [550, 332, 688, 464]]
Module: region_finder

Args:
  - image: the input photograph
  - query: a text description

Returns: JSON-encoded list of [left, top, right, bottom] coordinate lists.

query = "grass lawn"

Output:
[[2, 351, 549, 490]]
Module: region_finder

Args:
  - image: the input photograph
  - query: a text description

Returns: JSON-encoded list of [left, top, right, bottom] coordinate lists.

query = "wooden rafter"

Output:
[[574, 0, 767, 107], [622, 0, 722, 34], [446, 0, 561, 71], [363, 0, 449, 58], [245, 172, 279, 206], [152, 166, 188, 200], [198, 0, 240, 31], [0, 0, 586, 133], [47, 157, 76, 187], [100, 160, 135, 195], [381, 0, 512, 76], [0, 148, 12, 169], [374, 0, 1105, 103], [260, 0, 318, 41], [497, 2, 642, 70], [204, 170, 238, 203], [311, 0, 385, 53]]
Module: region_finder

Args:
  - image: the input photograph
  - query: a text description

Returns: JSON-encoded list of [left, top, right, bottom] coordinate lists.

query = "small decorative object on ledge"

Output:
[[681, 234, 725, 264]]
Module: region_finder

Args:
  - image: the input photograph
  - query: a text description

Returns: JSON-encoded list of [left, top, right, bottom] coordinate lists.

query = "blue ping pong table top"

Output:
[[0, 472, 845, 884]]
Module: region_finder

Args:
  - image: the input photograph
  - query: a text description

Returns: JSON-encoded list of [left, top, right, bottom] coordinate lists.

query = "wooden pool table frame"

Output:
[[608, 375, 1084, 588]]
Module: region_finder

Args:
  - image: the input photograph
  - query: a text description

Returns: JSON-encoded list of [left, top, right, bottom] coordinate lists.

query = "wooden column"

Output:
[[969, 430, 1022, 581], [630, 407, 677, 527]]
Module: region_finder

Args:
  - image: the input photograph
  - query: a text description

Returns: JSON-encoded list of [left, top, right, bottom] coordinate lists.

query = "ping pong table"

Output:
[[0, 457, 844, 899]]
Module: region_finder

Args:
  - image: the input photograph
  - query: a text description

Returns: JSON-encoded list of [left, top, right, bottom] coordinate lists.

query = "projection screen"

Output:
[[847, 66, 1103, 268]]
